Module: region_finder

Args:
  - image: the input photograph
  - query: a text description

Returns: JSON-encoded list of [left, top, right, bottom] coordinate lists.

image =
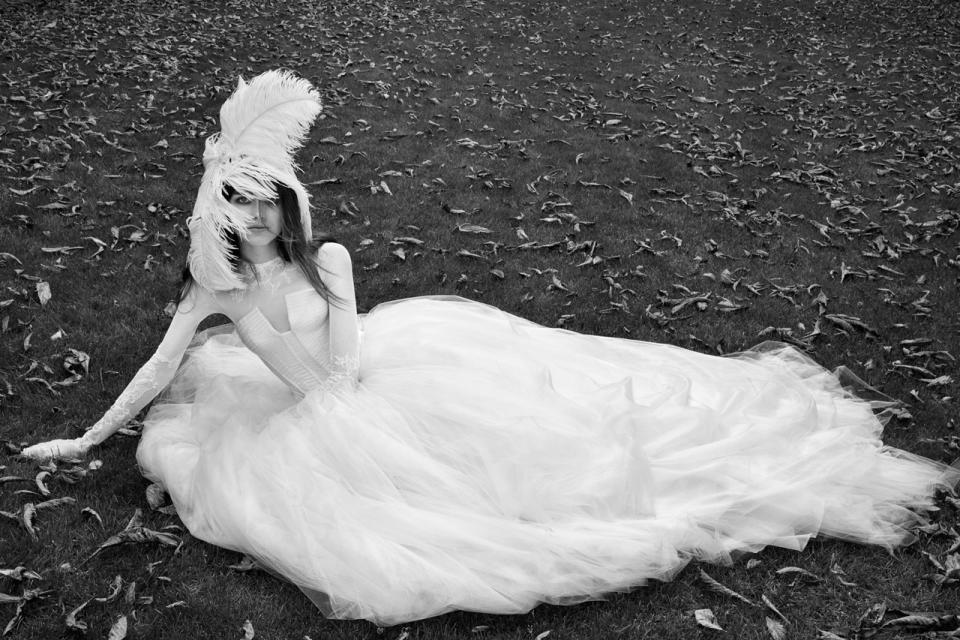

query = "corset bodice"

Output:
[[235, 289, 332, 396]]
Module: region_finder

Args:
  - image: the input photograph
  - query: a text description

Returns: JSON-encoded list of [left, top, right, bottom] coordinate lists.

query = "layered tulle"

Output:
[[136, 296, 956, 625]]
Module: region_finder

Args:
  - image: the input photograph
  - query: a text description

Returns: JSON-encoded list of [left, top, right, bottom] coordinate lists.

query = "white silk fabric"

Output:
[[136, 296, 955, 625]]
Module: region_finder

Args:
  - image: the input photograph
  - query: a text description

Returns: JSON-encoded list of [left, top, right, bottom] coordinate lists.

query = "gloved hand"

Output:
[[19, 437, 92, 460]]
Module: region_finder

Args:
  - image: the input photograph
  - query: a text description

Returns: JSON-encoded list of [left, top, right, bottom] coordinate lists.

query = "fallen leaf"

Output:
[[145, 484, 166, 511], [775, 566, 822, 583], [0, 567, 41, 582], [228, 556, 262, 573], [695, 608, 724, 631], [107, 615, 128, 640], [763, 595, 789, 624], [36, 282, 51, 306], [85, 509, 180, 564], [65, 600, 90, 632], [34, 472, 51, 497], [698, 568, 756, 606], [765, 616, 787, 640], [96, 576, 124, 603], [880, 613, 960, 633], [80, 507, 103, 528], [457, 224, 493, 234]]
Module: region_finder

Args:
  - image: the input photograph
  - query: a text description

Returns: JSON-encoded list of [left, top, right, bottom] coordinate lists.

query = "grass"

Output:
[[1, 0, 959, 638]]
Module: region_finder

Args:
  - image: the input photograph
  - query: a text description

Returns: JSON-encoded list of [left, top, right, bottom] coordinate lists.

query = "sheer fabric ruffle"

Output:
[[136, 296, 956, 625]]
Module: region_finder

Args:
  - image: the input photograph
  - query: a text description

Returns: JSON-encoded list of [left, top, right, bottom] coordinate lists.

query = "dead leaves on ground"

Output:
[[840, 604, 960, 640], [923, 538, 960, 586], [0, 493, 76, 544], [0, 587, 52, 637], [84, 509, 181, 565], [64, 574, 156, 636], [1, 0, 959, 637], [145, 483, 176, 516], [0, 511, 180, 634], [0, 0, 955, 358], [694, 562, 960, 639], [0, 459, 179, 634], [698, 568, 756, 607], [695, 568, 789, 638]]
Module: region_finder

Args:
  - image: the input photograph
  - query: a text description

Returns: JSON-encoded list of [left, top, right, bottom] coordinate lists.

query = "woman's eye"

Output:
[[234, 196, 250, 205]]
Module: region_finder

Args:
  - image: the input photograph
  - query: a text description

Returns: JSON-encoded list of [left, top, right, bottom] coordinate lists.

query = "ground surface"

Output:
[[1, 0, 959, 638]]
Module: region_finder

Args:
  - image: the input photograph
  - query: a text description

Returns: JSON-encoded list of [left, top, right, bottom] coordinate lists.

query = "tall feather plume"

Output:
[[217, 70, 322, 168], [187, 70, 322, 291]]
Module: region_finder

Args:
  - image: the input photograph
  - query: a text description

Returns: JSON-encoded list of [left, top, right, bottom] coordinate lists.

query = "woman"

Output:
[[22, 70, 958, 625]]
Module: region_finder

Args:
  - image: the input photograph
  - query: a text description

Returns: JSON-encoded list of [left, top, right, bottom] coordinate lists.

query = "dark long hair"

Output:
[[177, 182, 338, 305]]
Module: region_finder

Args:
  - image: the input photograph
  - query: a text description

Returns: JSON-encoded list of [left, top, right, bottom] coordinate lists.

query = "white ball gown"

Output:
[[134, 285, 955, 625]]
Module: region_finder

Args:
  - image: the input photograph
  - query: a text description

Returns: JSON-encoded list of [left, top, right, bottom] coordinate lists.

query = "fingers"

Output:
[[19, 445, 48, 460], [20, 439, 75, 461], [20, 443, 55, 460]]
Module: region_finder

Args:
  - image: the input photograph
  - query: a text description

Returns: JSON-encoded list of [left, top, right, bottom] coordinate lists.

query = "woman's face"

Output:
[[229, 192, 282, 246]]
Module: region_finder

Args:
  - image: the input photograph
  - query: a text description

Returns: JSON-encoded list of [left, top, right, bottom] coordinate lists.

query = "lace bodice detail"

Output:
[[235, 288, 360, 397]]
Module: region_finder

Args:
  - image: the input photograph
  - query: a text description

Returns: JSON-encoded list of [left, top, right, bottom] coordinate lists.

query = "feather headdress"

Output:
[[187, 70, 322, 291]]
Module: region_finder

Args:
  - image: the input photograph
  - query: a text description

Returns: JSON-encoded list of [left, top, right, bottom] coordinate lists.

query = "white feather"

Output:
[[188, 178, 247, 291], [188, 70, 322, 291], [218, 70, 322, 167]]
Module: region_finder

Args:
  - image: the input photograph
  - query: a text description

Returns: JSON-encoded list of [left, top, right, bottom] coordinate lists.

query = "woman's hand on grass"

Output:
[[20, 438, 90, 460]]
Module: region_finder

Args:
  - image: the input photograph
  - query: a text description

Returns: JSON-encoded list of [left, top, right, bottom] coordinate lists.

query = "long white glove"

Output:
[[20, 438, 90, 460], [21, 287, 216, 460], [20, 352, 182, 461], [318, 242, 361, 393]]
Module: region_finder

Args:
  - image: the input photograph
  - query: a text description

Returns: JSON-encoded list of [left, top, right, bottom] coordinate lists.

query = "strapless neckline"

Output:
[[232, 288, 332, 396], [236, 288, 321, 334]]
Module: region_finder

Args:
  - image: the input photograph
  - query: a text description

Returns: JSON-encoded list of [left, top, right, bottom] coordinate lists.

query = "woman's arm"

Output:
[[21, 286, 217, 459], [318, 242, 361, 392]]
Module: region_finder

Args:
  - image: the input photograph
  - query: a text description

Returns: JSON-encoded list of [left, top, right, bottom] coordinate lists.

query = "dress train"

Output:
[[136, 296, 956, 624]]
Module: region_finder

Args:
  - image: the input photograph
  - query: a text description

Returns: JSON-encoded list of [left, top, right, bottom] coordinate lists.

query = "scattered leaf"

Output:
[[85, 509, 180, 564], [64, 600, 90, 632], [228, 556, 262, 573], [35, 282, 51, 306], [698, 569, 756, 607], [107, 615, 128, 640], [695, 608, 724, 631], [457, 224, 493, 235], [765, 616, 787, 640]]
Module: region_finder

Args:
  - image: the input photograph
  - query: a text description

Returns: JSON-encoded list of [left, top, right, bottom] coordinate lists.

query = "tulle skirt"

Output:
[[136, 296, 956, 625]]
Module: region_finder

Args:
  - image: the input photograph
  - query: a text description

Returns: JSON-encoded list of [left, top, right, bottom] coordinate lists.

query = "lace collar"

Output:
[[243, 256, 287, 281], [231, 257, 291, 298]]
